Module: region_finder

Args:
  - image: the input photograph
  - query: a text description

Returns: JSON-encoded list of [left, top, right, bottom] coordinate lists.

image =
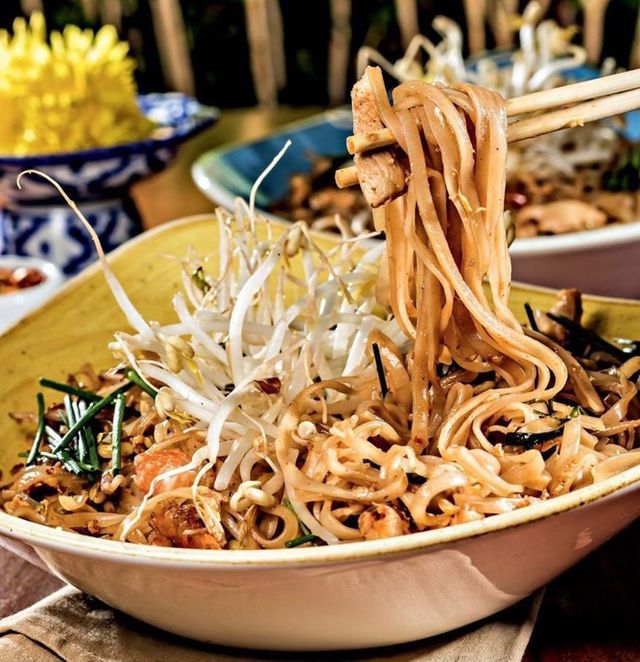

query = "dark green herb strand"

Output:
[[50, 381, 133, 453], [192, 266, 211, 294], [63, 395, 80, 457], [111, 393, 126, 475], [71, 400, 89, 463], [546, 313, 629, 362], [45, 425, 62, 443], [504, 427, 564, 450], [78, 400, 100, 471], [125, 369, 158, 399], [372, 343, 389, 398], [39, 378, 101, 402], [282, 497, 311, 535], [285, 533, 317, 548], [26, 393, 46, 466], [524, 303, 539, 332], [40, 450, 93, 474]]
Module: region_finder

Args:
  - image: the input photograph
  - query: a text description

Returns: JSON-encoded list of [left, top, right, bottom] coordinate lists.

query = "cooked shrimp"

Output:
[[133, 448, 195, 494], [148, 501, 221, 549], [358, 504, 408, 540]]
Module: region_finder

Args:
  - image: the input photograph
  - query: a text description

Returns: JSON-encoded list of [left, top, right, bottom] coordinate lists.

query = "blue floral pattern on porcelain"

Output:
[[0, 93, 219, 275]]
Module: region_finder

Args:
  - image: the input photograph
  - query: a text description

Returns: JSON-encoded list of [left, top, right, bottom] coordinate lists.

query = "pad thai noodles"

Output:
[[4, 68, 640, 551]]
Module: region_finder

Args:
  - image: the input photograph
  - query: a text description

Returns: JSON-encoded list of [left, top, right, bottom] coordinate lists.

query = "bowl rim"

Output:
[[2, 214, 640, 568], [0, 93, 220, 167], [509, 220, 640, 256]]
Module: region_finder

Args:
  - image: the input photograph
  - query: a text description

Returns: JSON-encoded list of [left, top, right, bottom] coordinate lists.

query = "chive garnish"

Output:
[[26, 393, 46, 466], [282, 497, 311, 535], [504, 427, 564, 450], [285, 534, 317, 548], [125, 369, 158, 399], [78, 400, 100, 471], [192, 266, 211, 294], [39, 378, 101, 402], [50, 381, 133, 453], [45, 425, 62, 443], [372, 343, 389, 398], [71, 400, 90, 463], [111, 393, 126, 475], [546, 314, 630, 362], [40, 450, 92, 474], [524, 303, 538, 332], [63, 395, 79, 456]]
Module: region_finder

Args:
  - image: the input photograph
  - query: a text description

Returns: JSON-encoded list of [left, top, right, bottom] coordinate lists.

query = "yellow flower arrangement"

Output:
[[0, 12, 155, 155]]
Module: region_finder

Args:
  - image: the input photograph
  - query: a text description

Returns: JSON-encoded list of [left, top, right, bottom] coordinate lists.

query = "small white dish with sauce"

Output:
[[0, 256, 64, 334]]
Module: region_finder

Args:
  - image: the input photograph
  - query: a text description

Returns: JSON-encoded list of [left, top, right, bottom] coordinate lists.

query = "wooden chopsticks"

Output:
[[336, 69, 640, 189]]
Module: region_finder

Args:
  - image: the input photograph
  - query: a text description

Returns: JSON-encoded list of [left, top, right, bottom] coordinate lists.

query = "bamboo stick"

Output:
[[581, 0, 611, 64], [328, 0, 352, 105], [149, 0, 195, 96], [464, 0, 487, 55], [245, 0, 278, 107], [394, 0, 420, 50], [343, 69, 640, 156], [337, 86, 640, 188], [507, 88, 640, 142]]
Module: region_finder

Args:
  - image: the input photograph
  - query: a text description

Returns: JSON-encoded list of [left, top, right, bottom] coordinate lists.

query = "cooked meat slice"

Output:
[[352, 68, 406, 208], [536, 288, 583, 343], [515, 200, 607, 236], [589, 191, 639, 224]]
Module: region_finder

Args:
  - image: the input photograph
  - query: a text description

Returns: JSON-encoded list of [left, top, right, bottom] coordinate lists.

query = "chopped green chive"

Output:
[[372, 343, 389, 398], [111, 393, 126, 475], [125, 369, 158, 399], [50, 381, 133, 454], [285, 534, 317, 548], [63, 395, 79, 456], [282, 497, 311, 535], [546, 313, 629, 363], [38, 378, 101, 402], [192, 266, 211, 294], [70, 400, 90, 463], [40, 450, 91, 474], [504, 427, 564, 450], [524, 303, 538, 332], [78, 400, 100, 471], [26, 393, 46, 466]]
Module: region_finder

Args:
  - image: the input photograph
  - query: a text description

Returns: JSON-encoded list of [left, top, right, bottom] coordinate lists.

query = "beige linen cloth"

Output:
[[0, 585, 542, 662]]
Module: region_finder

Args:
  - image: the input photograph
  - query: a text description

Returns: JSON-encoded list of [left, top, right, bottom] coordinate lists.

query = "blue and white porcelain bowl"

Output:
[[0, 93, 219, 276]]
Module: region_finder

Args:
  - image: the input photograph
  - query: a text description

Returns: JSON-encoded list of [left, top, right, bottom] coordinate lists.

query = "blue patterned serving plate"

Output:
[[1, 93, 219, 275]]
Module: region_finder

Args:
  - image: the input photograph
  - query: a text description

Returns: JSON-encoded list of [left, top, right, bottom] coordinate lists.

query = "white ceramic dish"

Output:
[[510, 223, 640, 298], [0, 256, 63, 334], [2, 216, 640, 651]]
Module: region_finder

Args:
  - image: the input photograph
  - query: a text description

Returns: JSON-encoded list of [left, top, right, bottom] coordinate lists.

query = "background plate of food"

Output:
[[193, 57, 640, 298]]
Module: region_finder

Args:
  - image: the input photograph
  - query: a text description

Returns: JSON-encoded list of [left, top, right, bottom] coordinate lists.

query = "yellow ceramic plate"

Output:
[[3, 213, 640, 474]]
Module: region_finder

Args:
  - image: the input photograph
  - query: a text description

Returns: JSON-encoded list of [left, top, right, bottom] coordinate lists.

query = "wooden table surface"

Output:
[[3, 107, 640, 660]]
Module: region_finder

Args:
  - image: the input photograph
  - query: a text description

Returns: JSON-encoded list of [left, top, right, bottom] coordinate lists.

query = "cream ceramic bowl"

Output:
[[510, 222, 640, 298], [2, 215, 640, 651]]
